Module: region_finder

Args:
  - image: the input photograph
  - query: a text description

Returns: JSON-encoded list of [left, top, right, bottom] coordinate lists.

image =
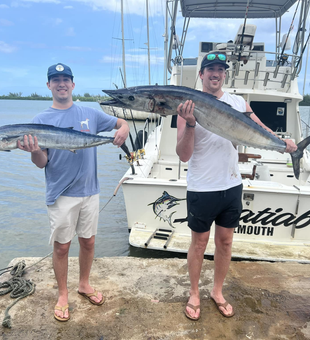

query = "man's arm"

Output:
[[246, 102, 297, 153], [17, 135, 48, 169], [176, 100, 196, 163], [113, 118, 130, 147]]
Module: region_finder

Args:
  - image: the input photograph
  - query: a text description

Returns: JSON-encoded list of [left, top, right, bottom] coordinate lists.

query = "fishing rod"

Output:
[[293, 31, 310, 75], [277, 0, 300, 66], [238, 0, 250, 62]]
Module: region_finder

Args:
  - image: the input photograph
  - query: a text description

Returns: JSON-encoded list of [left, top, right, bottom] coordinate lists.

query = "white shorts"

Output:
[[47, 194, 99, 245]]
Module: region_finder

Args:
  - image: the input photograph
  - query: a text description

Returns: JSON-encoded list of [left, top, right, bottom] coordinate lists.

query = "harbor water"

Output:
[[0, 100, 310, 270]]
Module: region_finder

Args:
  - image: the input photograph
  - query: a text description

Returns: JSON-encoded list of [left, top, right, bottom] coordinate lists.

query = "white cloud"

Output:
[[100, 52, 164, 66], [0, 41, 17, 53], [0, 67, 28, 77], [0, 19, 14, 26], [55, 18, 63, 25], [65, 27, 75, 36], [64, 5, 73, 9], [64, 46, 92, 51], [21, 0, 60, 3], [0, 4, 9, 8], [70, 0, 163, 17]]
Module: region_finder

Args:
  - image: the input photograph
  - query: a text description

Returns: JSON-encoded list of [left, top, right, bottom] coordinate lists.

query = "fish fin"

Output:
[[67, 127, 74, 130], [291, 135, 310, 179], [158, 101, 172, 110], [243, 112, 252, 118], [69, 149, 77, 153], [2, 135, 21, 141], [167, 211, 176, 227]]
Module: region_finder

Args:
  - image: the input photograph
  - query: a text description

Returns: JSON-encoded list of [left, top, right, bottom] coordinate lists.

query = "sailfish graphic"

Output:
[[148, 191, 186, 228]]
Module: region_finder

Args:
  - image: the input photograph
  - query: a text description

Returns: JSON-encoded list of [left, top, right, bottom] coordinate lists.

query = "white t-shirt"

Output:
[[187, 92, 245, 192]]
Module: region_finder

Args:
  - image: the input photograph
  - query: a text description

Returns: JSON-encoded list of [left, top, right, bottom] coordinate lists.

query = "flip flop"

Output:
[[184, 302, 200, 321], [54, 304, 70, 322], [78, 290, 105, 306], [211, 297, 235, 318]]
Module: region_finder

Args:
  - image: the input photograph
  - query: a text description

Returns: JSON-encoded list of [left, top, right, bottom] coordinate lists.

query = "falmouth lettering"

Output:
[[240, 208, 310, 229], [235, 225, 274, 236]]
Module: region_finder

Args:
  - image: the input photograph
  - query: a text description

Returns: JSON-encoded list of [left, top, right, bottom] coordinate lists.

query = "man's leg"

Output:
[[53, 240, 71, 319], [210, 225, 234, 316], [78, 236, 103, 304], [186, 230, 210, 319]]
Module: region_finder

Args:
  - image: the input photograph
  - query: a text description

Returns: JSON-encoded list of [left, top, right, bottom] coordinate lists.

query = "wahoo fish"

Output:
[[0, 123, 115, 152], [101, 85, 310, 179]]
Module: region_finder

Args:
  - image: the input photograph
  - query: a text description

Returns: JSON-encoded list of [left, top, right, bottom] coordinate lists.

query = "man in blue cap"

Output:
[[18, 63, 129, 322]]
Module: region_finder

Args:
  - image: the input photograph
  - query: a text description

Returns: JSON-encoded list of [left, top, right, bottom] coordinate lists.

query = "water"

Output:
[[1, 101, 310, 270], [0, 100, 157, 270]]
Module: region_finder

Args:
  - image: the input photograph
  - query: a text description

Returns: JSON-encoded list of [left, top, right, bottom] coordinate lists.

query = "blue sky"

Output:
[[1, 0, 309, 97]]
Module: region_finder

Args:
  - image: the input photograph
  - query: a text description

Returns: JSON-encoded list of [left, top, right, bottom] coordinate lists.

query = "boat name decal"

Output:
[[240, 208, 310, 229], [235, 225, 274, 236]]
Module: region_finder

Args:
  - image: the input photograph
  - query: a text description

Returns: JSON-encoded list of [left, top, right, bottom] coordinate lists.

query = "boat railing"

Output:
[[172, 47, 303, 93]]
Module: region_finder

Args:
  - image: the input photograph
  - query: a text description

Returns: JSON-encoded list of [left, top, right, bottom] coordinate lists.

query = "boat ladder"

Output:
[[144, 228, 175, 249]]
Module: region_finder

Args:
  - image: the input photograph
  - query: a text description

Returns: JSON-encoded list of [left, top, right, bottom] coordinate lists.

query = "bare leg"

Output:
[[53, 241, 71, 319], [210, 225, 234, 316], [186, 230, 210, 319], [78, 236, 103, 303]]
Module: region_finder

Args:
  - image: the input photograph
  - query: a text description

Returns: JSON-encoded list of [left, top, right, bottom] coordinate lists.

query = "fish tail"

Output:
[[291, 135, 310, 179]]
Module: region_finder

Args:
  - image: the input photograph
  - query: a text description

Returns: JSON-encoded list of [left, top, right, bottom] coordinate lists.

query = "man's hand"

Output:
[[17, 135, 47, 168], [17, 135, 41, 153], [177, 100, 196, 126], [113, 124, 129, 147], [284, 139, 298, 153]]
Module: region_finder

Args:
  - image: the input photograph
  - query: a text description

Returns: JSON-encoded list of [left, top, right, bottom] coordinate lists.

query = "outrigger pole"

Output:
[[238, 0, 250, 61]]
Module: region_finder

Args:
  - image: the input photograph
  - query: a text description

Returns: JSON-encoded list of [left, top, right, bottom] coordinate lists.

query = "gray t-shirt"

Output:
[[32, 104, 117, 205]]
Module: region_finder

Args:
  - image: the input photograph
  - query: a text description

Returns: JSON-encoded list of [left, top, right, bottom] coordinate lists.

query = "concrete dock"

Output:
[[1, 256, 310, 340]]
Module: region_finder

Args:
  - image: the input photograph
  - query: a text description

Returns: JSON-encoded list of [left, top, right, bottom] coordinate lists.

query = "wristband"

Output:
[[186, 122, 196, 128]]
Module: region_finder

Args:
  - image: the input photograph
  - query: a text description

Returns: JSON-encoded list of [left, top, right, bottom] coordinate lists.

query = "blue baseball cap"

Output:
[[47, 63, 74, 80], [201, 51, 229, 70]]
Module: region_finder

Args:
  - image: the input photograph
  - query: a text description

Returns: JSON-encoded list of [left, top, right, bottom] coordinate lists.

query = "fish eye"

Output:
[[128, 95, 135, 101]]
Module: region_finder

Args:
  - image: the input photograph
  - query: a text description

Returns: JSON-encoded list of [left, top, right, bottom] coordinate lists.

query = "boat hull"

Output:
[[123, 177, 310, 262]]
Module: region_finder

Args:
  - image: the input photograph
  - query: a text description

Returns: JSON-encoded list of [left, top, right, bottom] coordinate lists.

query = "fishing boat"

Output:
[[119, 0, 310, 262]]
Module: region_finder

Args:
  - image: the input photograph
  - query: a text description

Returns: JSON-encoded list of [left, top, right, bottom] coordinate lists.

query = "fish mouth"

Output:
[[101, 90, 125, 107], [100, 98, 123, 106]]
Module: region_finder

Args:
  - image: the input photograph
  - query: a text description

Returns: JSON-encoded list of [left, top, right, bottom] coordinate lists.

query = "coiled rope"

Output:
[[0, 252, 52, 328]]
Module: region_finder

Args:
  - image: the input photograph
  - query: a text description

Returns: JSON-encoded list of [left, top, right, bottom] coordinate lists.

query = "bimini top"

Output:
[[180, 0, 298, 19]]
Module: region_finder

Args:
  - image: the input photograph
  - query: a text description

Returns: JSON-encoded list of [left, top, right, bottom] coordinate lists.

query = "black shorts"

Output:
[[187, 184, 243, 233]]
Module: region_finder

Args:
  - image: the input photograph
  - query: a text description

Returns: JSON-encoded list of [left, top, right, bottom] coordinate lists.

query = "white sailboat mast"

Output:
[[146, 0, 151, 85], [121, 0, 127, 87]]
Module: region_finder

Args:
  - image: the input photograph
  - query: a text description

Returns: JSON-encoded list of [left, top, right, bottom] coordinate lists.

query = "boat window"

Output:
[[171, 115, 177, 128], [250, 101, 287, 132], [252, 44, 264, 51], [201, 42, 213, 53], [183, 58, 198, 65]]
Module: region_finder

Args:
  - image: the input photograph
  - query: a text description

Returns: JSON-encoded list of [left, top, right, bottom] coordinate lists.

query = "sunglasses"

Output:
[[206, 53, 227, 61]]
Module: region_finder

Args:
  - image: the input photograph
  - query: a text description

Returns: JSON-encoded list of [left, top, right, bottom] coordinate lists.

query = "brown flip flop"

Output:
[[54, 304, 70, 322], [211, 297, 235, 318], [184, 302, 200, 321], [78, 290, 105, 306]]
